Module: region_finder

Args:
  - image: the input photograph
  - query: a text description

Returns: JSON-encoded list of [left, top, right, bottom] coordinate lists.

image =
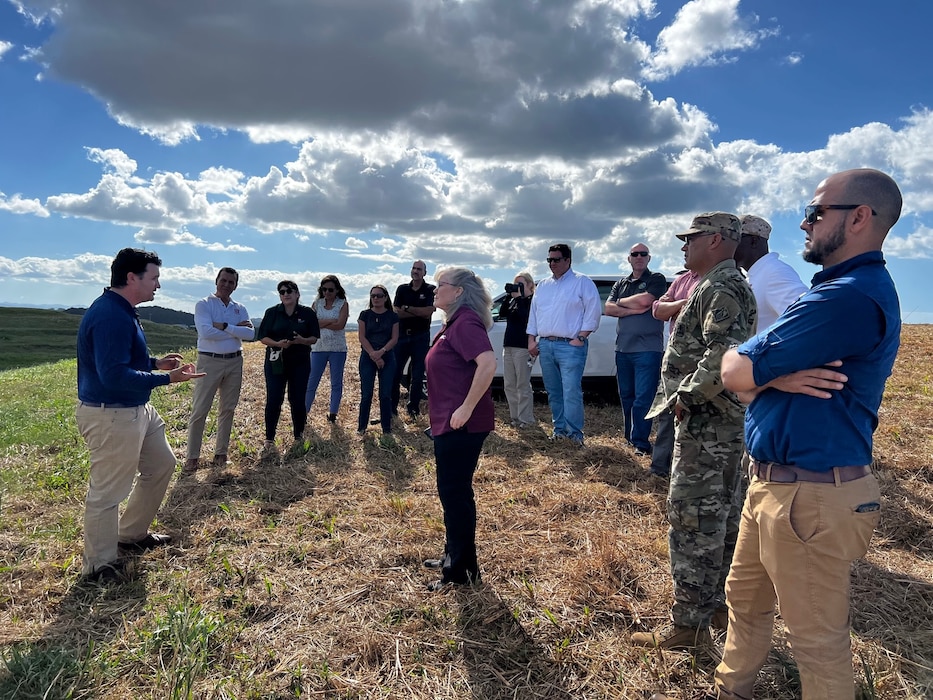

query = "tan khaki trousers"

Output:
[[77, 402, 176, 574], [186, 353, 243, 460], [715, 472, 881, 699]]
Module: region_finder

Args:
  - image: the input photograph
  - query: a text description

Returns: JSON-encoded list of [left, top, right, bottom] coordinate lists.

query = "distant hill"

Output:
[[63, 304, 194, 327], [0, 307, 198, 371]]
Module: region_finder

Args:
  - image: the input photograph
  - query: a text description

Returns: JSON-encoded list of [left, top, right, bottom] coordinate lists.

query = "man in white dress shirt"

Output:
[[735, 215, 808, 332], [185, 268, 254, 471], [527, 244, 602, 447]]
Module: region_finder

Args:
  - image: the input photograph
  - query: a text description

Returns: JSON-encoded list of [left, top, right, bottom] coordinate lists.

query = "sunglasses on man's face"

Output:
[[546, 257, 564, 264], [804, 204, 877, 225], [630, 251, 649, 257], [278, 288, 296, 295]]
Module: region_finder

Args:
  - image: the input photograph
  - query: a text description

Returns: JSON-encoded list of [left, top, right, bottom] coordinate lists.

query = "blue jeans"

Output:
[[305, 351, 347, 414], [615, 350, 663, 452], [359, 351, 396, 432], [538, 338, 587, 440], [392, 331, 429, 414]]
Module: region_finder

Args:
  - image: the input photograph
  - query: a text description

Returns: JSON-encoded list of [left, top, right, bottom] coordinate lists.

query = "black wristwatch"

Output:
[[576, 334, 587, 342]]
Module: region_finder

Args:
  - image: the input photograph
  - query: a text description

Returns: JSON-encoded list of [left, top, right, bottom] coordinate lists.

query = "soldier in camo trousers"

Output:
[[632, 212, 757, 653]]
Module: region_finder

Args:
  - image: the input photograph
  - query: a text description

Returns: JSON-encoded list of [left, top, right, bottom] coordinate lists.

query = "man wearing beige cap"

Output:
[[734, 215, 808, 331], [634, 213, 757, 652]]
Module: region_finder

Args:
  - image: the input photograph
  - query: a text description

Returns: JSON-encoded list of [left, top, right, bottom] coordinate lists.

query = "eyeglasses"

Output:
[[278, 288, 296, 295], [629, 251, 649, 257], [546, 257, 564, 264], [437, 281, 459, 288], [370, 293, 386, 299], [682, 232, 717, 245], [804, 204, 877, 225], [320, 287, 336, 293]]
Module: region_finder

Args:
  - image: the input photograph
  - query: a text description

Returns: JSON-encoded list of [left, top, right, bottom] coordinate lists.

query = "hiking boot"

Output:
[[631, 624, 712, 651], [183, 458, 200, 473], [711, 606, 730, 631]]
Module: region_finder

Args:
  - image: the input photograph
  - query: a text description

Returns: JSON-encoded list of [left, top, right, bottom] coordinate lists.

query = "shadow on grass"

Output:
[[454, 584, 575, 700], [0, 573, 148, 698]]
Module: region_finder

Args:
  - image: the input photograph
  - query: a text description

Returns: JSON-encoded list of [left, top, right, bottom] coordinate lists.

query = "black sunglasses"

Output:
[[546, 257, 564, 264], [804, 204, 877, 225], [320, 287, 336, 293], [278, 288, 296, 295], [370, 293, 386, 299], [629, 251, 649, 257]]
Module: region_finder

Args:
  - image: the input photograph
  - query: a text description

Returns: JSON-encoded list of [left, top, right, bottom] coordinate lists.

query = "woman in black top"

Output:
[[498, 272, 536, 427], [258, 280, 319, 451], [357, 285, 399, 435]]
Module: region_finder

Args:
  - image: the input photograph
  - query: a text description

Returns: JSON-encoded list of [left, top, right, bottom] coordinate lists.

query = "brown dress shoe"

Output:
[[183, 458, 200, 472]]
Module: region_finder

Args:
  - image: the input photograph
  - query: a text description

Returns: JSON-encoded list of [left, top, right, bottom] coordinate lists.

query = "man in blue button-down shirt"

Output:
[[76, 248, 204, 583], [712, 169, 903, 700]]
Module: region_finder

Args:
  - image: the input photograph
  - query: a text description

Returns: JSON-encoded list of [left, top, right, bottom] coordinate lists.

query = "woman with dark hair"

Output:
[[357, 285, 399, 435], [257, 280, 319, 453], [423, 267, 496, 591], [305, 275, 349, 423], [499, 271, 536, 428]]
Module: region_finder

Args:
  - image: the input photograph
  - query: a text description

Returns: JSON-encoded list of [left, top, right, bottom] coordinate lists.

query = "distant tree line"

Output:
[[64, 305, 195, 327]]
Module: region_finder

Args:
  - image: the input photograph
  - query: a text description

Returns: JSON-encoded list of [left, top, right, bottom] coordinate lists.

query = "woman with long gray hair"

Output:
[[422, 267, 496, 591]]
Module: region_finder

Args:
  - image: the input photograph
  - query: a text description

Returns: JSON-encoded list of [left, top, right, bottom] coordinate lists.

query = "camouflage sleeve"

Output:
[[676, 286, 750, 407]]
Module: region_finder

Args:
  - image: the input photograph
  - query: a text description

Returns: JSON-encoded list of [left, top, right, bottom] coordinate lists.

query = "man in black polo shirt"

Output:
[[392, 260, 436, 417]]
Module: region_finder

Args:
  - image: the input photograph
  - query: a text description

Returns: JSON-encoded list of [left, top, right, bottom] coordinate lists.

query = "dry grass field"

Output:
[[0, 326, 931, 699]]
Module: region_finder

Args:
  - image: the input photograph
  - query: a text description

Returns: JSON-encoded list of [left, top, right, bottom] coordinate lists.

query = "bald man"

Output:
[[714, 169, 903, 699]]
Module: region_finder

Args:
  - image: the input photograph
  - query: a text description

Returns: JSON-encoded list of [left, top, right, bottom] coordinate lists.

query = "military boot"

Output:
[[630, 624, 712, 651]]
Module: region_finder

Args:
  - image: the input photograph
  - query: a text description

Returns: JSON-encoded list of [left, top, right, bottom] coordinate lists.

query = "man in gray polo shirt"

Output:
[[604, 242, 668, 456]]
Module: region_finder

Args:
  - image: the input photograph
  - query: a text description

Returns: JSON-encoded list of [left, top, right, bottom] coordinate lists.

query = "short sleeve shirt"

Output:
[[426, 307, 495, 436]]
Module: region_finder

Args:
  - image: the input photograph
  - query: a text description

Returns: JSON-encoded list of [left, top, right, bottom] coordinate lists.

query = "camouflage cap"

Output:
[[676, 212, 741, 242], [739, 214, 771, 240]]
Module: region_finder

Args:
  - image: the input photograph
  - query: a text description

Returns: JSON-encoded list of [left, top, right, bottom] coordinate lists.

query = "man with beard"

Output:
[[710, 169, 903, 699]]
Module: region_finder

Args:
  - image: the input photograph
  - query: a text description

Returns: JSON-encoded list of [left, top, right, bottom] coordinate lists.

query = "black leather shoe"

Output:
[[427, 579, 452, 592], [423, 559, 444, 569], [118, 532, 172, 554], [81, 560, 131, 585]]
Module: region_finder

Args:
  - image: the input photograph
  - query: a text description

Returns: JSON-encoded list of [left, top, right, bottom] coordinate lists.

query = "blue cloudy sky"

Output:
[[1, 0, 931, 321]]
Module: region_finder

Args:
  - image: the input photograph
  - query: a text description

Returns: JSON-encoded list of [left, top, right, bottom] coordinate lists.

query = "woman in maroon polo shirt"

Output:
[[422, 267, 496, 591]]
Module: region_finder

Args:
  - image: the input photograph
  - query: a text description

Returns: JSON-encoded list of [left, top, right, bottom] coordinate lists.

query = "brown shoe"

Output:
[[183, 458, 200, 472], [711, 606, 730, 632], [631, 624, 711, 651], [212, 454, 229, 468]]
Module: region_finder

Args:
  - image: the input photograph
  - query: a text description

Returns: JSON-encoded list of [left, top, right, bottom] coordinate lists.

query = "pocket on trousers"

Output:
[[787, 483, 818, 543], [668, 495, 724, 535]]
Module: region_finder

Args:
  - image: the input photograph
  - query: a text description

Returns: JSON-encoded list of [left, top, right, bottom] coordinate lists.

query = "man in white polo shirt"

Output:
[[185, 267, 254, 471]]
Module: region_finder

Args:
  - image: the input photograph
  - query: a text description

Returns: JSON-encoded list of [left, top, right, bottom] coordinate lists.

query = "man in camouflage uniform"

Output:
[[632, 213, 757, 652]]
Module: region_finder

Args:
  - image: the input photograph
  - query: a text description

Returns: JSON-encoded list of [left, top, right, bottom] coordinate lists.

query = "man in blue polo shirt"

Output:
[[712, 169, 903, 699], [77, 248, 204, 583]]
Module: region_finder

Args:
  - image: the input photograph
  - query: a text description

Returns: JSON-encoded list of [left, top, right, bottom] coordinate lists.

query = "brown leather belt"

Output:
[[749, 459, 870, 484]]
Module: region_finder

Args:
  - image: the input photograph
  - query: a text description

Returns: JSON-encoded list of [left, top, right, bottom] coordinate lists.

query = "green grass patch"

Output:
[[0, 307, 198, 371]]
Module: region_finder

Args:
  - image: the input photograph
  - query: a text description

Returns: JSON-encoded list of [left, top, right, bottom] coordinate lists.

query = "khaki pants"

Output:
[[503, 346, 535, 425], [715, 472, 881, 699], [77, 402, 176, 574], [186, 353, 243, 459]]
